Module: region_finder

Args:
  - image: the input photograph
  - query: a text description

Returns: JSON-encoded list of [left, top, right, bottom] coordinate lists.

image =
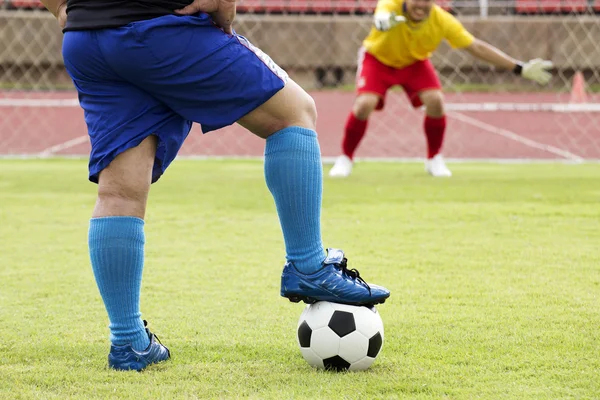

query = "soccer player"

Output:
[[329, 0, 553, 178], [41, 0, 390, 371]]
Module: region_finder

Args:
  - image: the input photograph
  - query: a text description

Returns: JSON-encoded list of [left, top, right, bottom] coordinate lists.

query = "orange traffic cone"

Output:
[[570, 71, 587, 103]]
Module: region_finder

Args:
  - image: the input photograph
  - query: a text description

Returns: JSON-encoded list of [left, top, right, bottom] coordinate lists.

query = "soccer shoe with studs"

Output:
[[108, 320, 170, 371], [280, 248, 390, 306]]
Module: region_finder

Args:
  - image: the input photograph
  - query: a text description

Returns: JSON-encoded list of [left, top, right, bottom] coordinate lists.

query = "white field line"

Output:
[[38, 135, 89, 156], [448, 111, 584, 162]]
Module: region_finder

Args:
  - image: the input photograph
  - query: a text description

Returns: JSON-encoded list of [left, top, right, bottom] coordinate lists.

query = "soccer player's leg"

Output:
[[401, 60, 450, 177], [115, 14, 389, 306], [62, 30, 185, 371], [330, 50, 391, 178], [91, 137, 171, 371], [329, 93, 379, 178], [230, 59, 389, 306], [238, 80, 390, 306], [419, 90, 451, 177]]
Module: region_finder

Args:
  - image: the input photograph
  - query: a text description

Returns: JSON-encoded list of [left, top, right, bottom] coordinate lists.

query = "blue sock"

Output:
[[264, 126, 326, 274], [88, 217, 149, 351]]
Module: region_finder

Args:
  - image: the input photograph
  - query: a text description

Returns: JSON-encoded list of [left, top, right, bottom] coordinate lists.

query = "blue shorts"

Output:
[[62, 14, 287, 183]]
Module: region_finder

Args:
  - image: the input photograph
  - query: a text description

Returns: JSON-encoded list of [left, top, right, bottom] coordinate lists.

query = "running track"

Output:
[[1, 91, 599, 160]]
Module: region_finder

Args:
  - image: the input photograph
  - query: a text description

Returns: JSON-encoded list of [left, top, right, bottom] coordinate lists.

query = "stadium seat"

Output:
[[334, 0, 359, 13], [287, 0, 309, 12], [263, 0, 287, 12], [355, 0, 452, 14], [514, 0, 536, 13], [10, 0, 45, 8], [311, 0, 334, 13], [541, 0, 562, 12], [237, 0, 265, 13], [436, 0, 453, 11], [561, 0, 588, 12], [356, 0, 378, 13], [515, 0, 561, 13]]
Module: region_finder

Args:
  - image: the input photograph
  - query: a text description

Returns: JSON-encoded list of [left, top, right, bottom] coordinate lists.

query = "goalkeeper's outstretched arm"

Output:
[[464, 38, 553, 85]]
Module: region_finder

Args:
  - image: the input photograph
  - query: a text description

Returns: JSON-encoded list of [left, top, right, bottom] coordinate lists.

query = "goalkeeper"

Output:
[[329, 0, 553, 177]]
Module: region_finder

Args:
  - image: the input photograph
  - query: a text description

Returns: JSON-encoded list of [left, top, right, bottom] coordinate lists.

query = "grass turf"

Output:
[[0, 159, 598, 399]]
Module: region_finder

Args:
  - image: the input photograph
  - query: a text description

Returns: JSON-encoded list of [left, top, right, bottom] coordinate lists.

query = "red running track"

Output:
[[1, 91, 599, 160]]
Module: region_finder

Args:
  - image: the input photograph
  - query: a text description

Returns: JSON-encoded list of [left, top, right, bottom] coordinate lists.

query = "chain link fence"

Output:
[[1, 1, 599, 159]]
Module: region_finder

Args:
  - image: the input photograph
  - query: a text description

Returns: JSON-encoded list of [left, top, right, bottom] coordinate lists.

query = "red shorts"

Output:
[[356, 49, 442, 110]]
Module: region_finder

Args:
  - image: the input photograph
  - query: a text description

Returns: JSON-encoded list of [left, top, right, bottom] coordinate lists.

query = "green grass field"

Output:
[[1, 159, 599, 399]]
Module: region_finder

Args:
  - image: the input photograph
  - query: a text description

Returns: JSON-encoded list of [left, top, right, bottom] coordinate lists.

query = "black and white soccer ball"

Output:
[[296, 301, 384, 371]]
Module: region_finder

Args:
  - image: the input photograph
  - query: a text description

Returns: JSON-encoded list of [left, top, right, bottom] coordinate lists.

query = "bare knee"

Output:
[[420, 90, 445, 117], [267, 88, 317, 133], [94, 180, 150, 219], [237, 80, 318, 138], [296, 90, 318, 131], [352, 94, 379, 120], [92, 136, 156, 219]]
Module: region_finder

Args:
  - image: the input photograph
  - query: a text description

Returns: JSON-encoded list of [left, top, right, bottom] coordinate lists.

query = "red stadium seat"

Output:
[[540, 0, 561, 12], [356, 0, 452, 14], [10, 0, 45, 8], [237, 0, 265, 12], [515, 0, 537, 13], [561, 0, 588, 12], [263, 0, 287, 12], [334, 0, 359, 13], [287, 0, 309, 12], [310, 0, 334, 12], [595, 0, 600, 11], [436, 0, 453, 11], [356, 0, 378, 13], [515, 0, 561, 13]]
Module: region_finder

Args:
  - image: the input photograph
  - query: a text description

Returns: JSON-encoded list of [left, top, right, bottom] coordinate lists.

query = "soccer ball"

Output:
[[296, 301, 384, 371]]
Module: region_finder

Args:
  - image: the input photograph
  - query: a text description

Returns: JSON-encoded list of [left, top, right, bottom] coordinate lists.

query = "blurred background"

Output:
[[1, 0, 599, 161]]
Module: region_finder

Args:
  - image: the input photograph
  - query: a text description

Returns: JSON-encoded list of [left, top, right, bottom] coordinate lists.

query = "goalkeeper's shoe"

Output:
[[108, 320, 170, 371], [329, 155, 353, 178], [425, 154, 452, 177], [281, 248, 390, 306]]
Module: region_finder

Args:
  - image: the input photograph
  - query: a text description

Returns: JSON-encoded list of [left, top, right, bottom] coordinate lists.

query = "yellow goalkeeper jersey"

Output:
[[363, 0, 475, 69]]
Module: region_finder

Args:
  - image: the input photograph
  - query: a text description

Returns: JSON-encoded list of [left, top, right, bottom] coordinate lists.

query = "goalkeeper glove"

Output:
[[373, 12, 406, 32], [514, 58, 553, 85]]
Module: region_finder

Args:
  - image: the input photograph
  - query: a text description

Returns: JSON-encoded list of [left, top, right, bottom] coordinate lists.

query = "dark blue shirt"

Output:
[[64, 0, 193, 31]]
